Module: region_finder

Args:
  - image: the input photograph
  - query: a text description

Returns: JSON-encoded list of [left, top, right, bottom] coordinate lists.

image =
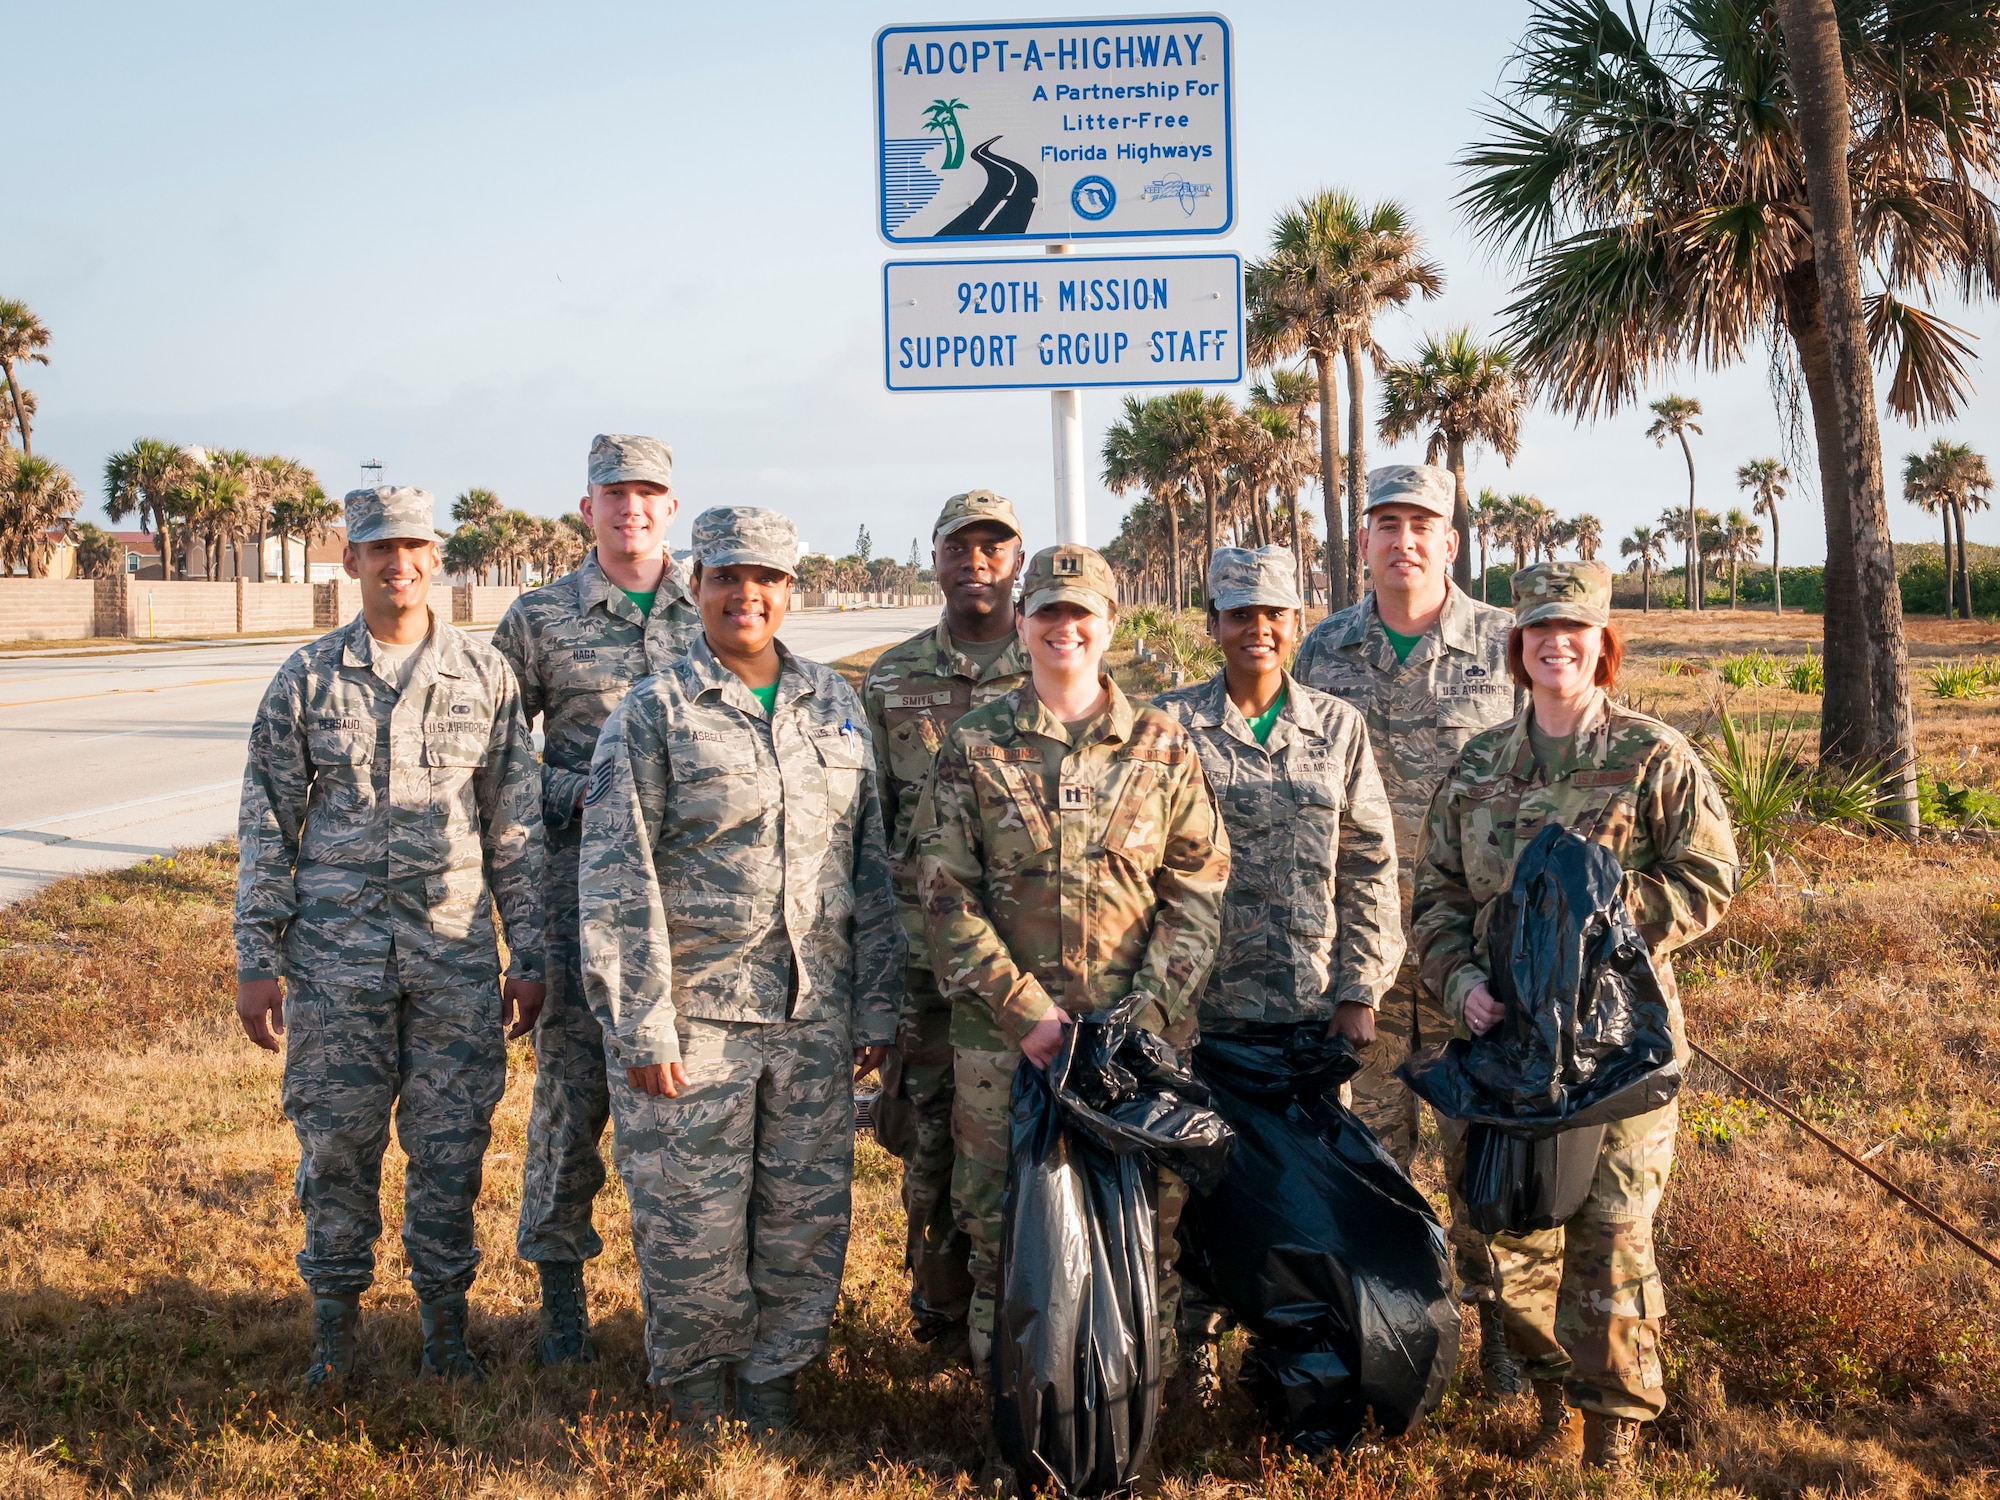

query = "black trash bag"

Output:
[[995, 1017, 1236, 1498], [1400, 824, 1681, 1137], [1178, 1026, 1459, 1456], [1460, 1120, 1608, 1236]]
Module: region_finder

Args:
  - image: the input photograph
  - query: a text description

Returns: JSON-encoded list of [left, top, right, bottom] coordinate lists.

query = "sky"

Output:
[[9, 0, 1998, 565]]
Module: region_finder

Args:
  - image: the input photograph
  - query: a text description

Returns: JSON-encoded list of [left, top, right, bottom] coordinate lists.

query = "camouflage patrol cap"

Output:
[[690, 506, 800, 577], [934, 488, 1022, 540], [344, 485, 443, 545], [1364, 463, 1456, 518], [588, 433, 674, 489], [1207, 545, 1303, 611], [1021, 543, 1117, 617], [1512, 559, 1613, 627]]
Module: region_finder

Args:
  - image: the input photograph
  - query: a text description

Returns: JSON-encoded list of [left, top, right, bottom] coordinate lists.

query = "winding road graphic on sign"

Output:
[[938, 137, 1038, 235]]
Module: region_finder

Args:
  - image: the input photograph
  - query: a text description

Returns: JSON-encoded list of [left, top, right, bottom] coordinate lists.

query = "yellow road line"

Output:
[[0, 675, 265, 712]]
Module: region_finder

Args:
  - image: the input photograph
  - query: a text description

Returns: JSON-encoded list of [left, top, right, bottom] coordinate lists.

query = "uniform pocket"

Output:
[[1102, 763, 1164, 866], [812, 730, 868, 809], [886, 710, 946, 791]]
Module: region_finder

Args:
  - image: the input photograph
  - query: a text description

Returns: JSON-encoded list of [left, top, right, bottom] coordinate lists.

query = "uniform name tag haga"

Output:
[[570, 649, 598, 663], [886, 690, 955, 709], [1059, 784, 1094, 810]]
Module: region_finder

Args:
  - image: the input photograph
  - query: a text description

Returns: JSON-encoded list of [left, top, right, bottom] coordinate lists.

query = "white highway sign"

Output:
[[883, 253, 1243, 392], [875, 15, 1235, 244]]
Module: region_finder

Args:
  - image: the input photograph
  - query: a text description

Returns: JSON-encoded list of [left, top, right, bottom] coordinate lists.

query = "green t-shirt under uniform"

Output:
[[748, 681, 780, 717], [1528, 720, 1576, 781], [1246, 688, 1287, 746], [620, 587, 657, 617], [1382, 623, 1425, 663], [950, 631, 1017, 672]]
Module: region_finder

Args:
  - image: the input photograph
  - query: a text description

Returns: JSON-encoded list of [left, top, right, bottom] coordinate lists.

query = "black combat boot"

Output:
[[536, 1261, 594, 1366], [303, 1294, 360, 1391], [1476, 1299, 1526, 1397], [419, 1291, 485, 1383]]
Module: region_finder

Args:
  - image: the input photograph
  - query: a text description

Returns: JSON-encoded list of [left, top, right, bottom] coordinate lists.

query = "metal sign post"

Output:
[[1047, 243, 1086, 543]]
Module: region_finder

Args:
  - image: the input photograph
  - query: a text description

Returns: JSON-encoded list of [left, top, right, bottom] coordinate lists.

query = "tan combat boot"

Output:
[[1582, 1411, 1642, 1475], [1519, 1379, 1579, 1463]]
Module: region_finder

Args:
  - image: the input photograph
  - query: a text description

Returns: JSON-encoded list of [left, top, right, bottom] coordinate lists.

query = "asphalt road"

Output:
[[940, 136, 1039, 235], [0, 604, 942, 906]]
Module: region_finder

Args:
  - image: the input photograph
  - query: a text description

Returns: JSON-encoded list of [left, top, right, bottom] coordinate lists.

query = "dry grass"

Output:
[[5, 622, 2000, 1496]]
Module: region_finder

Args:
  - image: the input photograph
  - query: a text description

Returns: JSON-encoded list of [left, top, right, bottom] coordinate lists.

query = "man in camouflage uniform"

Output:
[[493, 433, 701, 1364], [1291, 463, 1526, 1392], [862, 488, 1030, 1350], [578, 506, 902, 1430], [1412, 560, 1738, 1471], [916, 544, 1230, 1389], [234, 485, 545, 1388]]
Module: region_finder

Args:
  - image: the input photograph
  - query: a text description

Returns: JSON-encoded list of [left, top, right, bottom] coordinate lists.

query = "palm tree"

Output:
[[1735, 459, 1791, 614], [0, 455, 81, 576], [1620, 525, 1665, 613], [1249, 367, 1319, 593], [1247, 192, 1446, 605], [1458, 2, 1983, 794], [1718, 508, 1764, 610], [1377, 328, 1526, 589], [1905, 440, 1995, 621], [1644, 397, 1704, 612], [1104, 394, 1193, 610], [270, 485, 339, 584], [1471, 489, 1507, 602], [1501, 493, 1551, 572], [0, 299, 50, 456], [168, 460, 245, 582], [68, 521, 120, 579], [922, 99, 969, 170], [104, 438, 192, 579], [260, 458, 323, 582], [1569, 512, 1603, 562]]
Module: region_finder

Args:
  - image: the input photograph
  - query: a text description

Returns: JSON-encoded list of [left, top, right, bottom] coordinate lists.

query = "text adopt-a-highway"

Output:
[[875, 15, 1234, 243], [883, 254, 1243, 392]]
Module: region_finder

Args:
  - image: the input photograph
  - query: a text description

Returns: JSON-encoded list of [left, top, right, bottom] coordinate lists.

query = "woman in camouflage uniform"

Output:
[[916, 543, 1230, 1397], [1411, 561, 1738, 1474]]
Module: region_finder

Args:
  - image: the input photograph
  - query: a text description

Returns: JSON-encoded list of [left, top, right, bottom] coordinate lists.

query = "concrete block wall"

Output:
[[123, 581, 239, 638], [0, 579, 97, 640], [314, 579, 363, 629], [237, 580, 316, 634], [454, 585, 521, 624]]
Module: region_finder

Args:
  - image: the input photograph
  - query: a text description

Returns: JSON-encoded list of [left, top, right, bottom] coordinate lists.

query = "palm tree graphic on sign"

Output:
[[923, 98, 968, 170]]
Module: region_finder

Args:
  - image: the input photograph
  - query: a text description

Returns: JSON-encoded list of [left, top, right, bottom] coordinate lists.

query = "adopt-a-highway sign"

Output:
[[884, 253, 1243, 392], [875, 15, 1234, 244]]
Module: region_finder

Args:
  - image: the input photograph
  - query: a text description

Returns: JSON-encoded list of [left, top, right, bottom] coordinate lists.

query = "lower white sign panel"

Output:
[[883, 252, 1242, 391]]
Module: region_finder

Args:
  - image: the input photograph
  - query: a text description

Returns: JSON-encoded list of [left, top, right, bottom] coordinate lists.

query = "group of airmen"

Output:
[[233, 436, 1736, 1479]]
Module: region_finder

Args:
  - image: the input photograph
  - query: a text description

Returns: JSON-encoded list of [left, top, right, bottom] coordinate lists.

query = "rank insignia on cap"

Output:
[[1054, 555, 1081, 575]]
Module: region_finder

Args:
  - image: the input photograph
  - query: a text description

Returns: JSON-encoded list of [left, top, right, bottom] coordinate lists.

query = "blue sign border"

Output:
[[874, 14, 1236, 246], [883, 251, 1244, 393]]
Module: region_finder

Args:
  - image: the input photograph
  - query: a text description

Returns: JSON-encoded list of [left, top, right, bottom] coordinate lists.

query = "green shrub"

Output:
[[1718, 650, 1782, 688], [1927, 659, 1994, 700], [1917, 773, 2000, 829], [1786, 648, 1824, 695]]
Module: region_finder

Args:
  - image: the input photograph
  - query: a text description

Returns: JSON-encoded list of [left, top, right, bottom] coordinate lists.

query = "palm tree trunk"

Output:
[[1775, 0, 1917, 829], [1, 362, 29, 455], [1167, 505, 1182, 613], [1311, 349, 1347, 607], [1676, 431, 1699, 612], [1342, 340, 1366, 605], [1286, 486, 1305, 600], [1729, 555, 1739, 609], [1642, 558, 1652, 613], [1954, 501, 1971, 621], [1446, 435, 1473, 591], [1939, 505, 1956, 617], [278, 527, 291, 583], [1478, 534, 1489, 602], [1771, 505, 1784, 615]]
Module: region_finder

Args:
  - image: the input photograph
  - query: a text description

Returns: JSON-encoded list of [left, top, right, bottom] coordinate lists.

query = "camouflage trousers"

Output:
[[606, 1011, 856, 1386], [949, 1001, 1187, 1374], [517, 922, 610, 1264], [871, 968, 974, 1337], [1489, 1100, 1677, 1422], [281, 949, 506, 1301], [1350, 963, 1499, 1302]]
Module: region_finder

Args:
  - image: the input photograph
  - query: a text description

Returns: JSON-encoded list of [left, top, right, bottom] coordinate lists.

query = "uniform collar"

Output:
[[1187, 668, 1321, 751], [1011, 673, 1134, 746], [930, 615, 1030, 681], [678, 632, 812, 717], [1338, 583, 1479, 671], [577, 547, 692, 626], [1497, 690, 1613, 781], [339, 608, 463, 682]]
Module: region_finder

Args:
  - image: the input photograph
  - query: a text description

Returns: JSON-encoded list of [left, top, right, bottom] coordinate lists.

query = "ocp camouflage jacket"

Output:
[[1154, 670, 1403, 1024], [577, 636, 903, 1070], [862, 620, 1030, 968], [233, 611, 545, 990], [1410, 694, 1739, 1051], [916, 677, 1230, 1049]]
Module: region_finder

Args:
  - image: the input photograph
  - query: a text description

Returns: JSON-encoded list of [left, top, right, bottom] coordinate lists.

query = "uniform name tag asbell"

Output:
[[1059, 783, 1093, 810], [886, 690, 955, 709]]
